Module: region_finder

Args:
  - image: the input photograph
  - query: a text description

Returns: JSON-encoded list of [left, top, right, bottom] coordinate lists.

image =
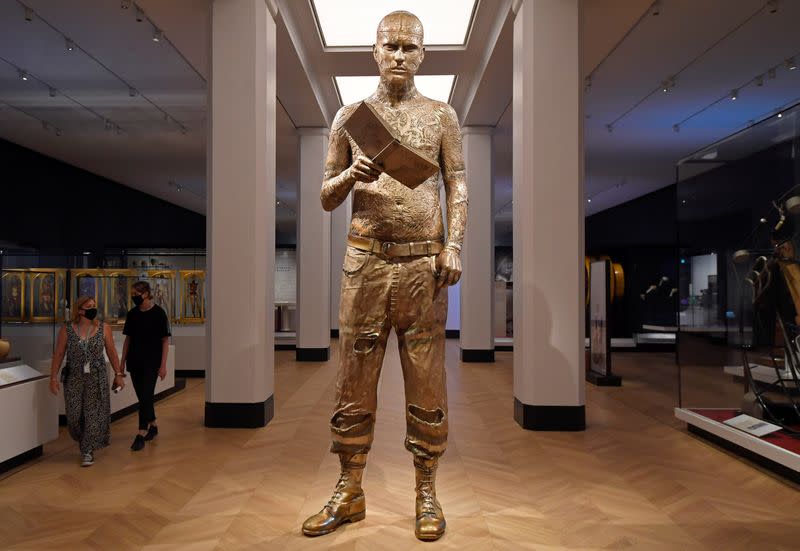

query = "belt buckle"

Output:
[[381, 241, 396, 256]]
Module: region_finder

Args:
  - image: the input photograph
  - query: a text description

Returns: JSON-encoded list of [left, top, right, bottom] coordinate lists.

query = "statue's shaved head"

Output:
[[376, 11, 423, 42]]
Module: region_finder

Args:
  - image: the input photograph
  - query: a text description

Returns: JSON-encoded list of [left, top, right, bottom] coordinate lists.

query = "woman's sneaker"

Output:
[[144, 425, 159, 441], [81, 453, 94, 467]]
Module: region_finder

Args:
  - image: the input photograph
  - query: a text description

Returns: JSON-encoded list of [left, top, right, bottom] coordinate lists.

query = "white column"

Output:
[[296, 128, 331, 361], [512, 0, 585, 430], [206, 0, 276, 427], [330, 195, 352, 335], [460, 126, 495, 362]]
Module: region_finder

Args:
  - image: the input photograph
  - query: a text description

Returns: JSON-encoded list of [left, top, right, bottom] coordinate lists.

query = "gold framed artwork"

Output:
[[28, 269, 66, 323], [105, 269, 137, 323], [1, 270, 26, 322], [179, 270, 205, 323], [146, 270, 176, 321], [72, 270, 104, 309]]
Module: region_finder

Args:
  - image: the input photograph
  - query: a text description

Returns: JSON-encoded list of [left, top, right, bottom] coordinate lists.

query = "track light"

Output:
[[104, 119, 113, 131], [587, 198, 592, 203], [18, 70, 28, 81], [41, 121, 49, 131], [49, 87, 57, 97], [121, 0, 132, 9], [787, 57, 797, 71], [755, 75, 764, 87], [730, 89, 738, 101], [606, 124, 614, 133], [152, 28, 163, 42], [672, 124, 680, 133], [24, 7, 33, 21], [768, 0, 779, 13], [180, 126, 187, 135], [768, 67, 777, 79], [129, 87, 138, 97], [651, 0, 661, 16], [584, 75, 592, 91], [661, 76, 675, 93], [135, 7, 144, 22], [65, 37, 74, 51], [55, 128, 62, 137], [115, 126, 123, 135], [778, 112, 783, 118]]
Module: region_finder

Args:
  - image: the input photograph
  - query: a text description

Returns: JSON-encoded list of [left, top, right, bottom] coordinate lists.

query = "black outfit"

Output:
[[123, 304, 171, 430]]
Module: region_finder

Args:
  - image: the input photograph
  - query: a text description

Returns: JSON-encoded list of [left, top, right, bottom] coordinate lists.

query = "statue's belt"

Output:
[[347, 234, 443, 258]]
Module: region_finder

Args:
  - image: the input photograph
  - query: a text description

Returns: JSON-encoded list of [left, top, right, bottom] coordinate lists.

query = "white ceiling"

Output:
[[2, 0, 799, 247]]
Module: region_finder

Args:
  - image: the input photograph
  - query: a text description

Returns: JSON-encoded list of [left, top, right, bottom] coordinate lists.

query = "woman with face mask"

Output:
[[120, 281, 171, 451], [49, 295, 124, 467]]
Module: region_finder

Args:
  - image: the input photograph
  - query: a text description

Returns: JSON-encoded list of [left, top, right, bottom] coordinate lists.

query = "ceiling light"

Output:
[[661, 76, 675, 92], [606, 124, 614, 133], [24, 7, 33, 21], [55, 128, 62, 137], [49, 87, 57, 97], [768, 0, 778, 13], [312, 0, 477, 47], [18, 70, 28, 81], [755, 75, 764, 86], [129, 87, 138, 97], [116, 126, 123, 135], [587, 198, 592, 203], [768, 67, 777, 79], [786, 57, 797, 70], [730, 89, 738, 101], [152, 28, 163, 42], [104, 119, 113, 130], [41, 121, 49, 131], [777, 112, 783, 118], [65, 37, 74, 51], [584, 75, 592, 91], [672, 124, 680, 133], [121, 0, 132, 9], [135, 7, 144, 22], [334, 75, 455, 104], [180, 126, 187, 135]]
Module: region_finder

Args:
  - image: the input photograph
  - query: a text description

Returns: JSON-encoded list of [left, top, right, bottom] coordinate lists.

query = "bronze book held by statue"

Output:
[[343, 101, 440, 189]]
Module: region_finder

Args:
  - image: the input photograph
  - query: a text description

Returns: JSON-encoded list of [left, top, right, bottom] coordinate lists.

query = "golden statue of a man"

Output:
[[302, 10, 468, 542]]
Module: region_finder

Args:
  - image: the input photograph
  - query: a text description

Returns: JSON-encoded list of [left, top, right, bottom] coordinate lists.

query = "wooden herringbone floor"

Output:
[[1, 340, 799, 550]]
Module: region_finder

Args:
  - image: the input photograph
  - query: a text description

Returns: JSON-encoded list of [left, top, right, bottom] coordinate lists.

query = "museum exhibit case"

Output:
[[673, 105, 800, 481]]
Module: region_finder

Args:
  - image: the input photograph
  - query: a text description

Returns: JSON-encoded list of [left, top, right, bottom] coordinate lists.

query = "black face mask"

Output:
[[132, 295, 145, 307], [83, 308, 98, 320]]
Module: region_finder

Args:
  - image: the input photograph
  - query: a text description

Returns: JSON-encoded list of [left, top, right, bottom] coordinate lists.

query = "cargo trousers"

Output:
[[330, 245, 448, 460]]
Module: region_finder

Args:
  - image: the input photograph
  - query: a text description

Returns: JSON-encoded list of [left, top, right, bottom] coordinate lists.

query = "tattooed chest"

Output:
[[372, 103, 443, 161]]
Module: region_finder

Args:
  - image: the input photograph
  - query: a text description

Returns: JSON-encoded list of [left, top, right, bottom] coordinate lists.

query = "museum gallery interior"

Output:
[[2, 0, 800, 549]]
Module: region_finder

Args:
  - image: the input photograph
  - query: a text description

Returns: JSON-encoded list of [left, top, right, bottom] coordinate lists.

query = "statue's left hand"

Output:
[[435, 249, 462, 287]]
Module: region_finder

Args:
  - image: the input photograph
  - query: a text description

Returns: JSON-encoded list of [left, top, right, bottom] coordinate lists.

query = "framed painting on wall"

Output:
[[146, 270, 176, 321], [72, 270, 104, 317], [179, 270, 205, 323], [105, 270, 136, 323], [29, 269, 66, 323], [1, 270, 26, 322]]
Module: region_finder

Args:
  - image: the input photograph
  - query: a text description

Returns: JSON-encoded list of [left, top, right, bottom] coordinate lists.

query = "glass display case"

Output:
[[674, 104, 800, 479]]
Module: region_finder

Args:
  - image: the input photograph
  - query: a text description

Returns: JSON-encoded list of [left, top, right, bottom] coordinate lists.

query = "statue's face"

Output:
[[373, 14, 424, 86]]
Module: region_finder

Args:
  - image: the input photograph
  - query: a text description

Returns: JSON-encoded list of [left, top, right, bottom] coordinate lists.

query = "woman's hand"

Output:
[[114, 373, 125, 390], [158, 365, 167, 381], [49, 378, 60, 395]]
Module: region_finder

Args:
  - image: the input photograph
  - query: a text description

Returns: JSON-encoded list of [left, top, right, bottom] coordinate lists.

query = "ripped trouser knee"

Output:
[[330, 409, 375, 456], [405, 403, 448, 460]]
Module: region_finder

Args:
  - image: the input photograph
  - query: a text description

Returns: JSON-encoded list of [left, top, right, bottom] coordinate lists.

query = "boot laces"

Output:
[[326, 472, 350, 509], [417, 481, 437, 515]]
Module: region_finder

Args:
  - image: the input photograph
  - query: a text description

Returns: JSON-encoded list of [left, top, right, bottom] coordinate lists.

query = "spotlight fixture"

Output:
[[180, 126, 187, 135], [661, 76, 675, 93], [55, 128, 62, 137], [128, 87, 138, 97], [584, 75, 592, 91], [24, 7, 33, 21], [672, 124, 680, 133], [651, 0, 661, 16], [786, 57, 797, 71], [587, 198, 592, 203], [18, 69, 28, 81], [49, 87, 57, 97], [768, 67, 777, 79], [152, 28, 163, 42], [778, 111, 783, 118], [121, 0, 132, 9], [65, 37, 74, 51], [768, 0, 779, 13], [41, 121, 49, 131], [135, 7, 144, 22], [730, 89, 738, 101], [115, 126, 123, 135], [755, 74, 764, 87], [606, 124, 614, 133], [104, 119, 113, 131]]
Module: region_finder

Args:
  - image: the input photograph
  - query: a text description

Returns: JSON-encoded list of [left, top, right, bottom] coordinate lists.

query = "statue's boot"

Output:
[[414, 456, 446, 541], [302, 454, 366, 537]]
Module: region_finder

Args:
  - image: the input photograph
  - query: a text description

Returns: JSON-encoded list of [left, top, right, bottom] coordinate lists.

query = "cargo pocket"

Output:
[[342, 247, 371, 276]]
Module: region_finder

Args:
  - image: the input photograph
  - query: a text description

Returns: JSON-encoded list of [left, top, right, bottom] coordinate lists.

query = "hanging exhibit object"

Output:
[[588, 259, 622, 386]]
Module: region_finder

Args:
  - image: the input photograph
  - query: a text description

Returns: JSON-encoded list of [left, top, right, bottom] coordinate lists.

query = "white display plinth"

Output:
[[0, 360, 59, 468]]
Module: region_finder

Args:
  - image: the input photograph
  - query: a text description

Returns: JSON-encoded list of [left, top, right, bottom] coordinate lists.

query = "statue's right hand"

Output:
[[348, 155, 382, 183]]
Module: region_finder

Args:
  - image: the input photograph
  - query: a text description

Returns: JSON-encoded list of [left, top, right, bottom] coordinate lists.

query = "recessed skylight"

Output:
[[312, 0, 477, 47], [335, 75, 455, 105]]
